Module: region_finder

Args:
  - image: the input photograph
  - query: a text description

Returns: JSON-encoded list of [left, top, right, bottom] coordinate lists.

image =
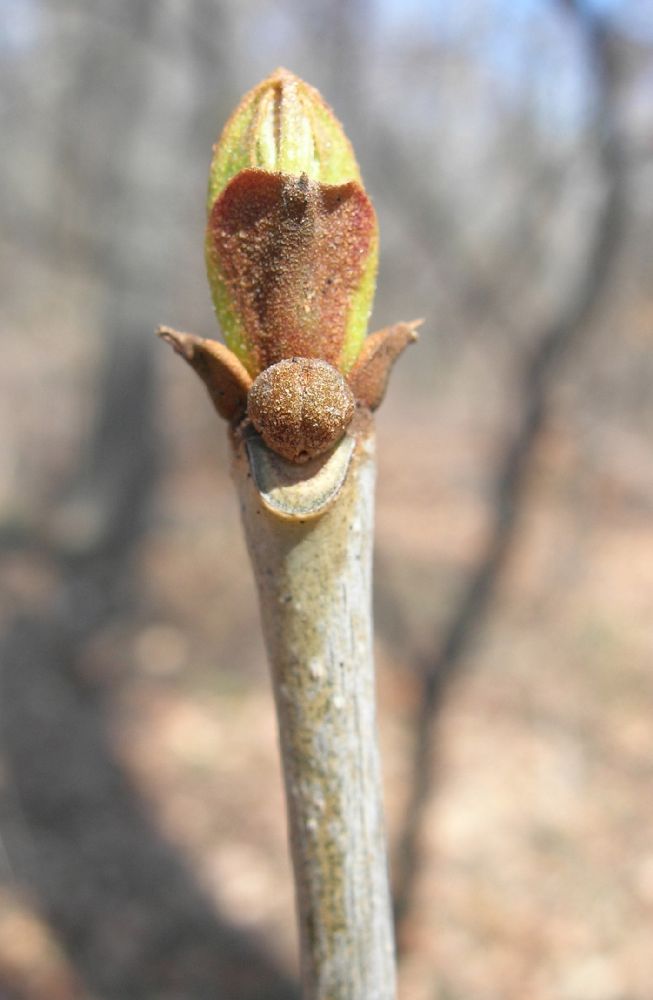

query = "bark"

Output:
[[232, 425, 396, 1000]]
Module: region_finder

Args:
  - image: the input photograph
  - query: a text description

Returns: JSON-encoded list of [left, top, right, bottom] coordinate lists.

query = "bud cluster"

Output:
[[160, 69, 417, 465]]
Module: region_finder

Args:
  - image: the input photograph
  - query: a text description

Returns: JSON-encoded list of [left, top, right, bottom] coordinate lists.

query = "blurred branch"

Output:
[[0, 325, 296, 1000], [1, 2, 298, 995], [393, 0, 627, 935]]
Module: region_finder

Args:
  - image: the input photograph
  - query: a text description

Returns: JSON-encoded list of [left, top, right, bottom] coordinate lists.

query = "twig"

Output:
[[159, 69, 417, 999], [233, 424, 395, 999]]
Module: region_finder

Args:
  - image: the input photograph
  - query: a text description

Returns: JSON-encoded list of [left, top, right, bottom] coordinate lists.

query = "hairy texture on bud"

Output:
[[206, 170, 378, 377], [205, 69, 379, 376], [247, 358, 355, 463]]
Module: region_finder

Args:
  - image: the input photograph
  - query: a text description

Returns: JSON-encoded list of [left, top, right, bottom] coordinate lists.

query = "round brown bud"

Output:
[[247, 358, 355, 463]]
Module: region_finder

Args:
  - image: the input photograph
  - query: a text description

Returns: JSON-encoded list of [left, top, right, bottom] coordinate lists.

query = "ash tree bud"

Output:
[[204, 67, 379, 379], [159, 69, 417, 466]]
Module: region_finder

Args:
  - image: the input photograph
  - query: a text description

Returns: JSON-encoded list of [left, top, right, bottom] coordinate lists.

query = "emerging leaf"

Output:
[[205, 70, 379, 375], [207, 67, 362, 210]]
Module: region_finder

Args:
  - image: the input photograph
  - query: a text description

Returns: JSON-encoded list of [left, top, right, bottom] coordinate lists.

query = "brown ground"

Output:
[[1, 353, 651, 1000]]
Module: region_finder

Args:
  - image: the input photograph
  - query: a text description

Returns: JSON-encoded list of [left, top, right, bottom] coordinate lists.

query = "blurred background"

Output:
[[1, 1, 652, 998]]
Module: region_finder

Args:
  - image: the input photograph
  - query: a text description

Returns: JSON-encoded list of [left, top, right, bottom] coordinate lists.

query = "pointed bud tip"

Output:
[[267, 66, 296, 81], [207, 68, 361, 212]]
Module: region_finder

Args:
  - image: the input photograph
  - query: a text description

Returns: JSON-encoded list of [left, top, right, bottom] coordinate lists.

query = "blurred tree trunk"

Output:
[[393, 0, 628, 937]]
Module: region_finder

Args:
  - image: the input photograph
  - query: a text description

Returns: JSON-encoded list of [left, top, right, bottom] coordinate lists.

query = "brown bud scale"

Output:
[[247, 358, 355, 463], [206, 170, 377, 375]]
